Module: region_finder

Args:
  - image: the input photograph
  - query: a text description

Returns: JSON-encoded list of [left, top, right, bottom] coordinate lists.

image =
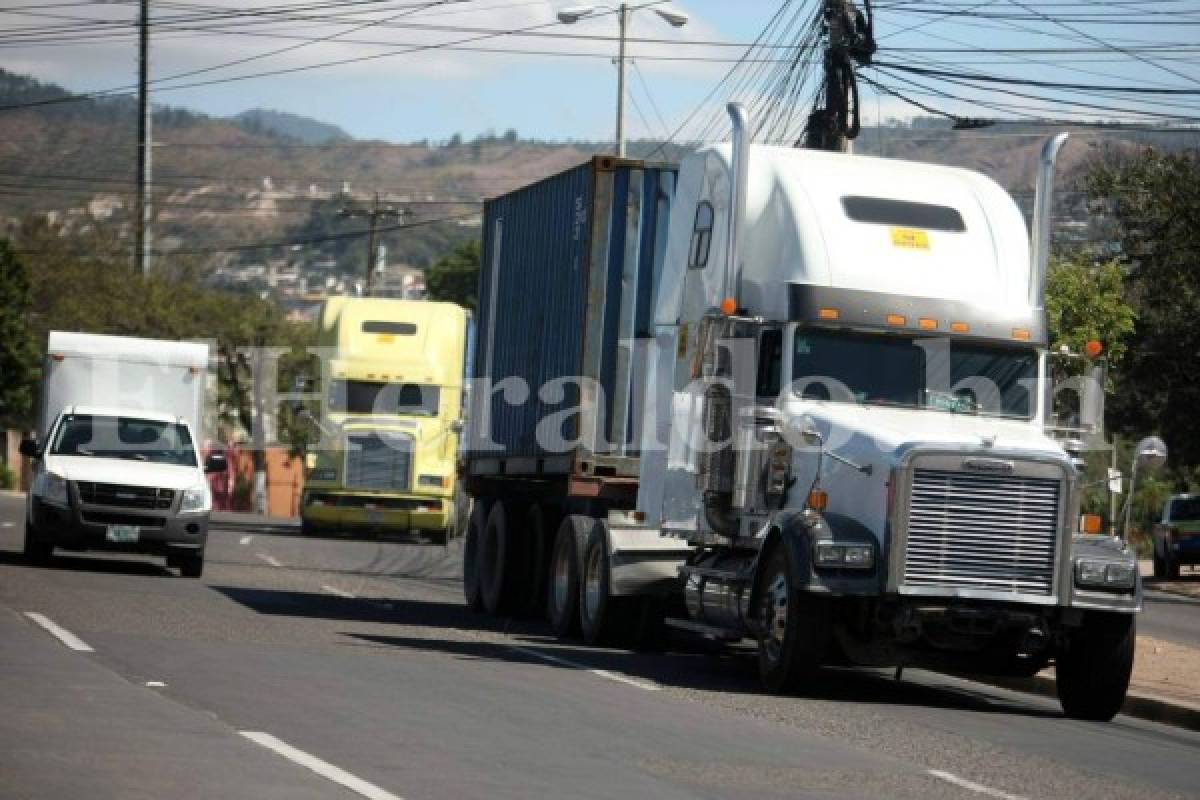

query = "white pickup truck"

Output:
[[21, 333, 225, 577]]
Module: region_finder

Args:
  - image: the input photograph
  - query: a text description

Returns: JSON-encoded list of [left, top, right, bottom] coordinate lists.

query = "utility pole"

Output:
[[340, 193, 406, 296], [804, 0, 875, 152], [135, 0, 152, 275], [615, 3, 629, 158]]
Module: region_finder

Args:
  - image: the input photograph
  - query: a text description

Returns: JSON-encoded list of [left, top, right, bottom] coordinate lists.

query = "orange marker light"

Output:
[[720, 297, 737, 316], [818, 307, 840, 321], [1080, 514, 1103, 535], [1085, 340, 1104, 359], [1012, 328, 1032, 341], [808, 489, 829, 511], [950, 322, 970, 333], [918, 318, 938, 331], [51, 353, 65, 362], [886, 314, 907, 327]]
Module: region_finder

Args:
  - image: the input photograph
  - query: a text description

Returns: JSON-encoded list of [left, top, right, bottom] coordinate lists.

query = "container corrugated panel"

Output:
[[469, 157, 677, 471]]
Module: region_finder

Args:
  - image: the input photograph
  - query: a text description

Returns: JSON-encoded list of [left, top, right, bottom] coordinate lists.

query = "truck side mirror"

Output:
[[204, 452, 228, 474], [450, 419, 465, 435], [19, 438, 40, 459]]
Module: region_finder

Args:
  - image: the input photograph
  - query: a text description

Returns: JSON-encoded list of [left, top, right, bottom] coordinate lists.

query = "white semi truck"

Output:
[[462, 106, 1140, 721]]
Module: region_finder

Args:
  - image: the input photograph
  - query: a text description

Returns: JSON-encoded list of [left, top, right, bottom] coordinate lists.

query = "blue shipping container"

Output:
[[468, 156, 677, 476]]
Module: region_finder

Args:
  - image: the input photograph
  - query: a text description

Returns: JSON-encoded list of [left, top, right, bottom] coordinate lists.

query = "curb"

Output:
[[209, 514, 300, 536], [978, 673, 1200, 731]]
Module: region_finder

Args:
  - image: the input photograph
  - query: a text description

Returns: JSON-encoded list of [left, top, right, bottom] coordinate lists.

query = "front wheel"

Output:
[[179, 552, 204, 579], [754, 546, 830, 694], [1057, 612, 1135, 721], [1152, 551, 1166, 579], [23, 521, 53, 566]]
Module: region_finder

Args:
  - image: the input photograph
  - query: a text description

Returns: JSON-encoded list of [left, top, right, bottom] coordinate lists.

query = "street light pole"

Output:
[[558, 4, 687, 158], [615, 3, 628, 157]]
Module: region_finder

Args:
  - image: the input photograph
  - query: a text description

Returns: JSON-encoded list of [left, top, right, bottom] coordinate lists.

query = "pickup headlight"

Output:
[[37, 472, 69, 507], [814, 542, 875, 569], [180, 485, 211, 514], [1075, 559, 1136, 590]]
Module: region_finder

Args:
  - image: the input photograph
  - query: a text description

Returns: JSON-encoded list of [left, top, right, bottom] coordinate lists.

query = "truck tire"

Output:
[[480, 502, 514, 615], [519, 503, 558, 618], [23, 521, 53, 566], [548, 515, 585, 638], [1152, 551, 1165, 579], [1166, 555, 1181, 580], [179, 552, 204, 579], [1057, 611, 1135, 721], [463, 500, 489, 612], [579, 520, 632, 645], [754, 546, 830, 694]]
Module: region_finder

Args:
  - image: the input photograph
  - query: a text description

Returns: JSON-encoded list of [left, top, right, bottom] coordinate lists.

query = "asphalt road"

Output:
[[2, 492, 1199, 800]]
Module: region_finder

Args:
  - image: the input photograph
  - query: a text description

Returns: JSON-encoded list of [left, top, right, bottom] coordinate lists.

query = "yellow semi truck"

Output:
[[300, 297, 470, 544]]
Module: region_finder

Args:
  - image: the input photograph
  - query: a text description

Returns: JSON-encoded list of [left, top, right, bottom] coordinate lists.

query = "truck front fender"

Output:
[[755, 510, 884, 597]]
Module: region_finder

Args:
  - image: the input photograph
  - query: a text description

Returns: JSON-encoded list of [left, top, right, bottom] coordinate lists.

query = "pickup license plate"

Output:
[[106, 525, 140, 543]]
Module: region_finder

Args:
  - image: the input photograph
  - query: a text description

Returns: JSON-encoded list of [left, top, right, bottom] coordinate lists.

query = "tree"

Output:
[[0, 239, 37, 427], [1087, 147, 1200, 467], [426, 239, 480, 311], [1045, 255, 1136, 367]]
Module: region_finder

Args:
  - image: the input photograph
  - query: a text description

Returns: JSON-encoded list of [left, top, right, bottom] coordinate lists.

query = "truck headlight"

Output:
[[1075, 559, 1136, 590], [37, 472, 69, 507], [814, 542, 874, 569], [180, 485, 211, 514]]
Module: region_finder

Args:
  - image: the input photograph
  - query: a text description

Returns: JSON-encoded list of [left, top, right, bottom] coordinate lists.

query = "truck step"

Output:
[[677, 565, 751, 583], [664, 617, 744, 642]]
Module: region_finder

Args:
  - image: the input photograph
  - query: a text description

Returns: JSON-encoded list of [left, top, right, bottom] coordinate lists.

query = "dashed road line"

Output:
[[24, 612, 94, 652], [2, 521, 14, 528], [509, 645, 661, 692], [928, 770, 1028, 800], [240, 535, 254, 545], [145, 681, 167, 688], [256, 553, 283, 568], [321, 584, 356, 599], [240, 731, 403, 800]]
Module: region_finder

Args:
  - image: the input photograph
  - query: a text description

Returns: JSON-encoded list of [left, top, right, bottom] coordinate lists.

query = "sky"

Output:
[[3, 0, 1199, 145]]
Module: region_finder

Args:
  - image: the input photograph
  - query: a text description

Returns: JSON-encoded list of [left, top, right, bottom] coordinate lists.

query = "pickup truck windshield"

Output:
[[791, 330, 1037, 419], [1169, 496, 1200, 521], [328, 380, 440, 417], [50, 414, 197, 466]]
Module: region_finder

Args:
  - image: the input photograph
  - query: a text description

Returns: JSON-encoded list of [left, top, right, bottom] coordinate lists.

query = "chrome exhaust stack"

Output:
[[1029, 133, 1068, 309], [724, 102, 750, 309]]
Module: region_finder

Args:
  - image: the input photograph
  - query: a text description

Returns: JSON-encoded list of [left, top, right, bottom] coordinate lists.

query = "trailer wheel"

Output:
[[463, 500, 490, 612], [1057, 611, 1135, 721], [754, 546, 830, 694], [548, 515, 585, 638], [519, 503, 558, 618], [480, 502, 515, 615]]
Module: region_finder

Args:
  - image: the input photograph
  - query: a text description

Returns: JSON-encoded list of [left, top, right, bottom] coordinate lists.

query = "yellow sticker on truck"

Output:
[[891, 227, 930, 250]]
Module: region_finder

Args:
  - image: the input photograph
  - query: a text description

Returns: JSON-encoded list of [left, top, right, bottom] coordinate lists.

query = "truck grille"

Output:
[[903, 469, 1061, 595], [76, 482, 174, 510], [345, 433, 412, 491]]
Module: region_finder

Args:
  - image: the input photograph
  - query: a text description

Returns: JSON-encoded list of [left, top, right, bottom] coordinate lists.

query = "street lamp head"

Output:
[[557, 5, 596, 23], [654, 7, 689, 27], [1133, 436, 1168, 472]]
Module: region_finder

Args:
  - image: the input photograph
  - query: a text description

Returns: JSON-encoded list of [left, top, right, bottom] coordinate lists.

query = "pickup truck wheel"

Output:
[[463, 499, 490, 612], [1152, 552, 1165, 579], [755, 546, 830, 694], [1166, 556, 1181, 580], [548, 516, 585, 638], [179, 552, 204, 579], [1057, 612, 1135, 721], [23, 521, 53, 566]]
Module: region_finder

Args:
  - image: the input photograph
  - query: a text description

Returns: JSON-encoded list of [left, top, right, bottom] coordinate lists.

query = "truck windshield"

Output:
[[791, 330, 1036, 419], [50, 414, 197, 466], [1170, 497, 1200, 521], [328, 380, 440, 416]]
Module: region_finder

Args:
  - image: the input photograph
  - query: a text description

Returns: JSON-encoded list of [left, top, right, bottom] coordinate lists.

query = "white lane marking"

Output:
[[23, 612, 94, 652], [240, 535, 254, 545], [509, 645, 660, 692], [929, 770, 1028, 800], [145, 681, 167, 688], [321, 584, 356, 599], [256, 553, 282, 568], [2, 521, 14, 528], [240, 731, 403, 800]]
